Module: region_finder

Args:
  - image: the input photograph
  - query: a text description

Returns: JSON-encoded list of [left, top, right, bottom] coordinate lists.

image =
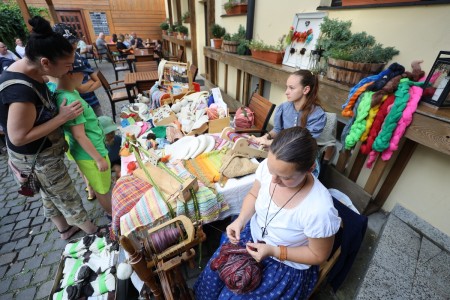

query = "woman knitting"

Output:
[[251, 69, 326, 146], [194, 127, 341, 299]]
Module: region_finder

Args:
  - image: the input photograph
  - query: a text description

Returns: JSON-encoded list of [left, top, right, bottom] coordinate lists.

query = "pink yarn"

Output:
[[381, 86, 423, 161]]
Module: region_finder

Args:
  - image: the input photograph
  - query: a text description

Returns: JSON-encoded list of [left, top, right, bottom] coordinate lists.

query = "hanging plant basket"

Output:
[[225, 4, 248, 15], [251, 50, 284, 64], [223, 40, 239, 53], [326, 58, 385, 86]]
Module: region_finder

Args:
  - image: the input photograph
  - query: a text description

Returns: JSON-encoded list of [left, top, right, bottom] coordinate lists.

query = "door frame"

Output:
[[56, 9, 92, 44]]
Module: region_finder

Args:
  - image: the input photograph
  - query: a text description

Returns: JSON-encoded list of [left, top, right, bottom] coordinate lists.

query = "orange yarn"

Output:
[[342, 82, 374, 117]]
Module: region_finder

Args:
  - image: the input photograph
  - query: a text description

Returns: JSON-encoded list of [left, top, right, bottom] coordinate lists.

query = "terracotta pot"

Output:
[[162, 30, 167, 35], [223, 40, 239, 53], [251, 50, 284, 64], [326, 57, 385, 86], [225, 4, 248, 15], [213, 38, 223, 49], [342, 0, 413, 5]]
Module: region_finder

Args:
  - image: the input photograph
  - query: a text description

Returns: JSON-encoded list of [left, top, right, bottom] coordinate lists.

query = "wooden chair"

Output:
[[134, 61, 158, 72], [230, 93, 276, 136], [84, 45, 98, 68], [106, 51, 130, 81], [97, 70, 132, 120], [167, 49, 184, 62], [92, 43, 104, 63], [135, 55, 154, 62]]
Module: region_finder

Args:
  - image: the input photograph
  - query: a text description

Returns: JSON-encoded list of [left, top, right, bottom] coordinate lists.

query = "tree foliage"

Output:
[[0, 0, 49, 49]]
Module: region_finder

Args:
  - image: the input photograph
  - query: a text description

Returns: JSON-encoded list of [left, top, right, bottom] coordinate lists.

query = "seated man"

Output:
[[0, 42, 19, 61], [129, 32, 143, 49], [14, 38, 25, 58], [95, 32, 107, 55]]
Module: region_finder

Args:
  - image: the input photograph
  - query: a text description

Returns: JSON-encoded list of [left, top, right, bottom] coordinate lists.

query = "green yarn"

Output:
[[345, 91, 374, 149], [372, 78, 422, 152]]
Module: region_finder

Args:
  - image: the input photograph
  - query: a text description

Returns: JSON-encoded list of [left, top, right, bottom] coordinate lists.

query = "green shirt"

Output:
[[55, 89, 107, 160]]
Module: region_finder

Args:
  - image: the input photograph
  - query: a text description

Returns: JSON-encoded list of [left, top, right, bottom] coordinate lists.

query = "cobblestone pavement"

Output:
[[0, 60, 120, 300]]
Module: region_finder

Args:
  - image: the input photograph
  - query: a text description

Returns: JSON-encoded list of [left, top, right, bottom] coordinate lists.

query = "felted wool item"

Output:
[[340, 93, 365, 146], [204, 135, 216, 153], [117, 262, 133, 280], [89, 268, 116, 296], [191, 135, 209, 159], [86, 250, 118, 273], [366, 63, 405, 92], [88, 236, 108, 254], [210, 242, 262, 294], [52, 284, 81, 300], [60, 258, 85, 288], [63, 240, 87, 259], [206, 107, 219, 120], [219, 152, 258, 179], [360, 95, 387, 142], [342, 82, 374, 117]]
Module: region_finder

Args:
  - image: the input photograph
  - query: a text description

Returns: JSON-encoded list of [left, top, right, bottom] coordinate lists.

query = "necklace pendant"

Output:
[[261, 227, 267, 237]]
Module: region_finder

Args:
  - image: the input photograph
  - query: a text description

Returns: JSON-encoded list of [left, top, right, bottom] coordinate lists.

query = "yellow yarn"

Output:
[[360, 95, 388, 142]]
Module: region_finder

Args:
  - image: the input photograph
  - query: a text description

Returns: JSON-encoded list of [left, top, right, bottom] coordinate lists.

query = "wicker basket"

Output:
[[223, 40, 239, 53]]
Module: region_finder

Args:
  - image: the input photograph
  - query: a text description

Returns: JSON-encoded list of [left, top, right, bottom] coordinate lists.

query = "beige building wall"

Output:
[[201, 1, 450, 235]]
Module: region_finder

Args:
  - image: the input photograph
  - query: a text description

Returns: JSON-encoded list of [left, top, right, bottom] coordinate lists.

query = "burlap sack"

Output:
[[219, 152, 258, 179]]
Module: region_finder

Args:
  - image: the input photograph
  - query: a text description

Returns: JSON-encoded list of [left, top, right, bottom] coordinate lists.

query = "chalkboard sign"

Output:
[[89, 12, 110, 35]]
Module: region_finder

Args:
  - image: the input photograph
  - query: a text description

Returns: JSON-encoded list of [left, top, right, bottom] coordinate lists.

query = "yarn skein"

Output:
[[360, 95, 388, 142], [360, 94, 395, 155], [342, 82, 374, 117], [372, 78, 417, 153], [366, 63, 405, 92], [345, 91, 374, 149], [381, 85, 423, 161], [341, 69, 391, 109], [341, 93, 365, 146]]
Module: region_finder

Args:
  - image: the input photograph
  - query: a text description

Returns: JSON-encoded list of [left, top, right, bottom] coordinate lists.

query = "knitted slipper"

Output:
[[58, 226, 81, 241]]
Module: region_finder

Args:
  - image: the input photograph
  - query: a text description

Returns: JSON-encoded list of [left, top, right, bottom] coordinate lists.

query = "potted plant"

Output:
[[317, 17, 399, 86], [223, 25, 246, 54], [178, 25, 189, 39], [160, 22, 169, 35], [248, 36, 285, 64], [224, 0, 248, 15], [182, 11, 190, 23], [211, 24, 226, 49], [342, 0, 413, 6]]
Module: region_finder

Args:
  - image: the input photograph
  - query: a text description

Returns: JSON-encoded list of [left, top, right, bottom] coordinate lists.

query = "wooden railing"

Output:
[[204, 46, 450, 214], [162, 34, 191, 63]]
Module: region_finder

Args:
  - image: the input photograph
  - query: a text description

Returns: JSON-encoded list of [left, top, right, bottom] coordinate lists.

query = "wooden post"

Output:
[[44, 0, 59, 24], [188, 0, 198, 67], [224, 64, 228, 93], [167, 0, 173, 26], [258, 78, 265, 95], [16, 0, 32, 32], [364, 158, 389, 194], [236, 69, 242, 102], [120, 236, 164, 300], [206, 0, 215, 44], [348, 150, 367, 182], [175, 0, 182, 23]]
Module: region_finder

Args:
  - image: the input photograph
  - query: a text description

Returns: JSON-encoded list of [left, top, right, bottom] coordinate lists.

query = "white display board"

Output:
[[282, 12, 327, 70]]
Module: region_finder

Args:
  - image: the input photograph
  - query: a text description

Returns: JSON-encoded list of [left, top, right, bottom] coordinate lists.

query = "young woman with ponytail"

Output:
[[251, 70, 327, 147]]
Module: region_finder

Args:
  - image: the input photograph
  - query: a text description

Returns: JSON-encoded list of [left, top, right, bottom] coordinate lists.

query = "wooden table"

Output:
[[134, 61, 158, 72], [124, 71, 159, 101], [126, 51, 160, 72]]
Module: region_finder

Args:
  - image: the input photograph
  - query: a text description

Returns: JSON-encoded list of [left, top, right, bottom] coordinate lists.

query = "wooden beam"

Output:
[[206, 0, 215, 43], [44, 0, 59, 24], [224, 64, 228, 93], [364, 139, 418, 215], [16, 0, 32, 32], [348, 150, 367, 182], [167, 0, 173, 26], [188, 0, 198, 67], [336, 149, 351, 173], [175, 0, 182, 23], [258, 78, 264, 95], [236, 69, 242, 102], [364, 158, 388, 194]]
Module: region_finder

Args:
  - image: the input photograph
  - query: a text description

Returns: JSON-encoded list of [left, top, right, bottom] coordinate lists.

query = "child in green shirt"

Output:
[[55, 58, 112, 216]]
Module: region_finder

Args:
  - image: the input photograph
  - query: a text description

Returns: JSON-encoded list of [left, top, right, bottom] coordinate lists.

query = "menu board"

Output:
[[89, 12, 110, 35]]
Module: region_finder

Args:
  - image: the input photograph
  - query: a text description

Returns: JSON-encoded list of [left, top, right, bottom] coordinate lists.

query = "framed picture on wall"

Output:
[[282, 12, 327, 70]]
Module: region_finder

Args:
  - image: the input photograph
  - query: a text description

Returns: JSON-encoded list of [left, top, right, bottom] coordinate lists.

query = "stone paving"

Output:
[[0, 59, 119, 300]]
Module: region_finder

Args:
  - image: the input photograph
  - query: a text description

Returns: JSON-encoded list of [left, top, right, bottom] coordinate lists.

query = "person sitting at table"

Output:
[[194, 127, 341, 299], [251, 69, 326, 146], [95, 32, 107, 56], [110, 33, 118, 44], [116, 34, 132, 58], [123, 33, 131, 48], [129, 32, 143, 49]]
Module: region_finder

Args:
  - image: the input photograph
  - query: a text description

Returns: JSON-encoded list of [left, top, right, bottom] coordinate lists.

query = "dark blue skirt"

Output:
[[194, 223, 318, 299]]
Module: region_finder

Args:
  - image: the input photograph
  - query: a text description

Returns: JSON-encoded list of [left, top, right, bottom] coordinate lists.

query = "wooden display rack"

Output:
[[160, 61, 193, 105]]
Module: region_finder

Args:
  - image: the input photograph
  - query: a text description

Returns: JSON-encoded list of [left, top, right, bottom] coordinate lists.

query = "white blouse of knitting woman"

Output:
[[250, 69, 325, 147], [227, 127, 338, 266]]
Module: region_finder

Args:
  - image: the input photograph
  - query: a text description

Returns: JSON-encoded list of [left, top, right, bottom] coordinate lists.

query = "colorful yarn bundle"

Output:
[[341, 93, 365, 145], [226, 131, 247, 143], [381, 85, 423, 161], [148, 227, 181, 253], [360, 95, 395, 155], [206, 106, 219, 120], [360, 95, 387, 142], [341, 82, 374, 117], [366, 63, 405, 92], [210, 242, 262, 294], [345, 91, 374, 149]]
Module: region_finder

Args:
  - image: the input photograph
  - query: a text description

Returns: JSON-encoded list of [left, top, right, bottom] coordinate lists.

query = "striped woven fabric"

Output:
[[183, 149, 227, 188], [120, 160, 229, 238], [111, 175, 152, 239]]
